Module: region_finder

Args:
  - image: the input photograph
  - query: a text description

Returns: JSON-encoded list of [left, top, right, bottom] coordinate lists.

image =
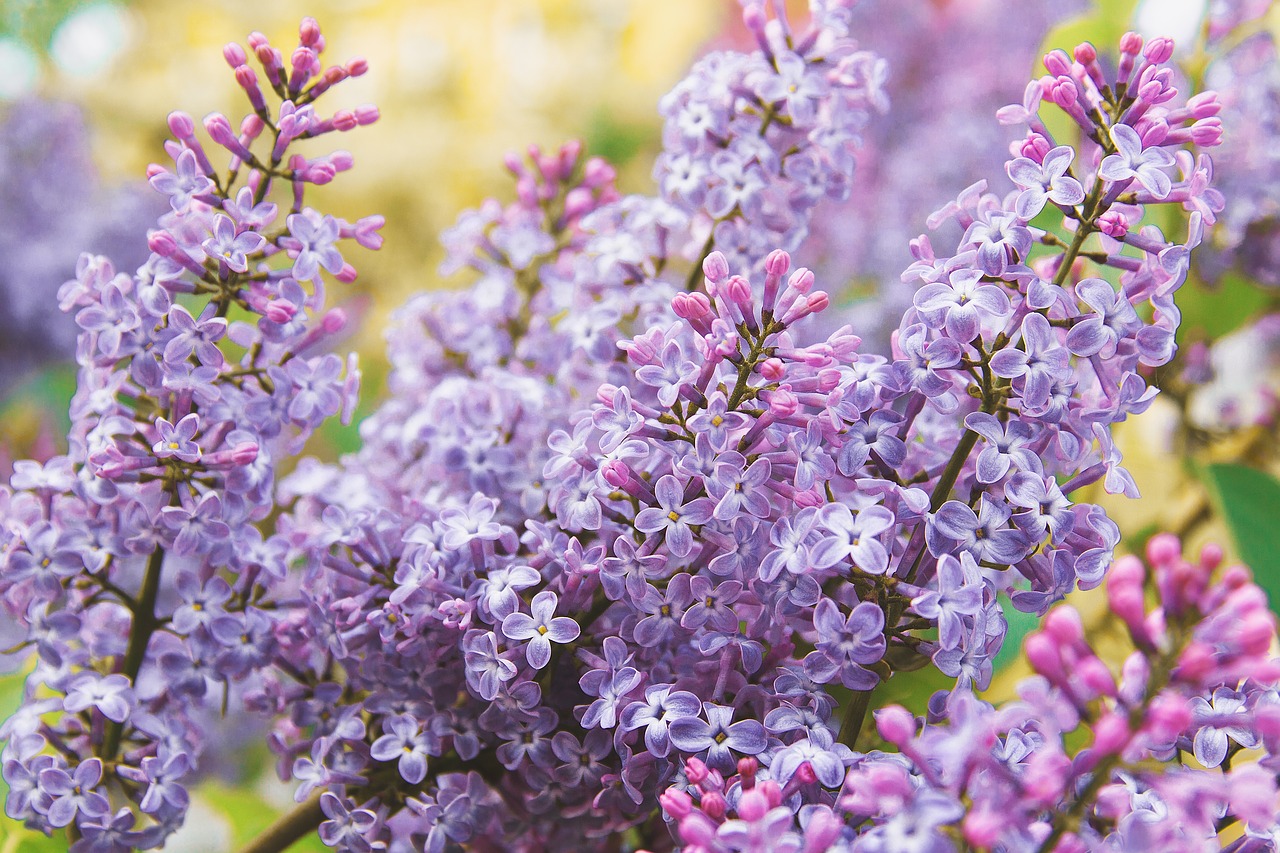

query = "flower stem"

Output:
[[102, 544, 166, 760], [235, 792, 324, 853]]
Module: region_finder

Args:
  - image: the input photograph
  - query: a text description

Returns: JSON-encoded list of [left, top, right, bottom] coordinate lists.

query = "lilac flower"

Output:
[[40, 759, 111, 828], [149, 148, 214, 214], [286, 209, 345, 280], [635, 341, 699, 407], [591, 386, 644, 453], [133, 754, 192, 815], [1066, 278, 1143, 358], [803, 598, 886, 690], [201, 214, 266, 272], [963, 210, 1033, 276], [1005, 471, 1072, 543], [283, 354, 345, 426], [501, 591, 580, 669], [964, 412, 1037, 484], [705, 455, 772, 520], [620, 685, 702, 758], [913, 268, 1011, 343], [152, 413, 201, 463], [1099, 123, 1176, 198], [75, 279, 140, 359], [787, 421, 836, 491], [1006, 145, 1086, 218], [911, 553, 984, 649], [62, 673, 134, 724], [756, 51, 829, 124], [463, 632, 517, 701], [667, 702, 767, 771], [1190, 688, 1259, 767], [989, 312, 1070, 411], [837, 410, 907, 475], [810, 504, 895, 574], [687, 392, 749, 451], [370, 714, 435, 784], [633, 475, 714, 557], [928, 497, 1029, 565], [8, 521, 83, 598], [317, 792, 381, 852]]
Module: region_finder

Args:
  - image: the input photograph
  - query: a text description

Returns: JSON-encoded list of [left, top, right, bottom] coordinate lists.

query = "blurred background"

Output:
[[1, 0, 1279, 849]]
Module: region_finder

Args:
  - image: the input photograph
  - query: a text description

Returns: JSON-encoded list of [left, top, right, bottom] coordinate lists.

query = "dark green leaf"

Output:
[[1201, 462, 1280, 612]]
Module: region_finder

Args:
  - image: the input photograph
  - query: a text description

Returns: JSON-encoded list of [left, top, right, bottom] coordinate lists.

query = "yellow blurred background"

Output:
[[14, 0, 725, 360]]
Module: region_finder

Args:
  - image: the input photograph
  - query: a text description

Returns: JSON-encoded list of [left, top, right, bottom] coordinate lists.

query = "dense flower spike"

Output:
[[0, 18, 380, 851], [3, 8, 1278, 853]]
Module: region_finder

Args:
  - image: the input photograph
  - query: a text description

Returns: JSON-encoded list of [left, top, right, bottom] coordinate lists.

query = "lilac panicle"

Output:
[[0, 17, 380, 850], [2, 8, 1277, 853]]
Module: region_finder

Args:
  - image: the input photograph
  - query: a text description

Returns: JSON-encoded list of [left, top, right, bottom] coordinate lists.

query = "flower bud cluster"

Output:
[[833, 534, 1280, 852]]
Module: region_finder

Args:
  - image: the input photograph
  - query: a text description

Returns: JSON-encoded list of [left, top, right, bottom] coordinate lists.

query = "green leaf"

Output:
[[1176, 270, 1273, 344], [1201, 462, 1280, 612]]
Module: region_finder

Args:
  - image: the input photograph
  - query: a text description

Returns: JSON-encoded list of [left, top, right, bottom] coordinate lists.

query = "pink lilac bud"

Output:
[[685, 757, 709, 785], [1092, 711, 1130, 754], [1097, 210, 1129, 239], [601, 460, 631, 490], [700, 791, 726, 820], [963, 806, 1004, 847], [1145, 693, 1192, 742], [583, 156, 614, 188], [801, 809, 842, 853], [660, 789, 693, 819], [299, 17, 322, 48], [1143, 36, 1174, 64], [758, 780, 783, 808], [563, 187, 594, 220], [1019, 131, 1052, 163], [1118, 32, 1143, 86], [1044, 606, 1084, 645], [1043, 49, 1072, 78], [760, 358, 785, 381], [736, 757, 757, 789], [235, 66, 267, 115], [204, 113, 253, 161], [702, 251, 730, 286], [1077, 656, 1117, 698], [762, 249, 789, 311], [1107, 555, 1148, 636], [346, 57, 368, 77], [1025, 632, 1065, 682], [737, 787, 769, 821], [167, 111, 196, 140], [223, 42, 247, 67], [875, 705, 915, 746]]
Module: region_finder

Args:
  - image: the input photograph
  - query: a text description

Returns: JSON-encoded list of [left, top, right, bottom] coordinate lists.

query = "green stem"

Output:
[[837, 687, 874, 747], [102, 544, 166, 760], [235, 792, 324, 853], [685, 231, 717, 292]]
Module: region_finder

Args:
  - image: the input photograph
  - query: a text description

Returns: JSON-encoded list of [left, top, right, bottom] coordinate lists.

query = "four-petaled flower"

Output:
[[501, 591, 581, 669]]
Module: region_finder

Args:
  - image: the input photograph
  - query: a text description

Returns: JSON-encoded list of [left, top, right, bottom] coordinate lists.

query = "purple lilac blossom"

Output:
[[2, 9, 1277, 853]]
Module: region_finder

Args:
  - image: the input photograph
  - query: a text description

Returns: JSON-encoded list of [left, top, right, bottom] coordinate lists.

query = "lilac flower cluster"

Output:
[[666, 534, 1280, 851], [2, 6, 1277, 853], [0, 18, 380, 851], [803, 0, 1086, 342], [226, 21, 1259, 853], [653, 0, 886, 273]]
